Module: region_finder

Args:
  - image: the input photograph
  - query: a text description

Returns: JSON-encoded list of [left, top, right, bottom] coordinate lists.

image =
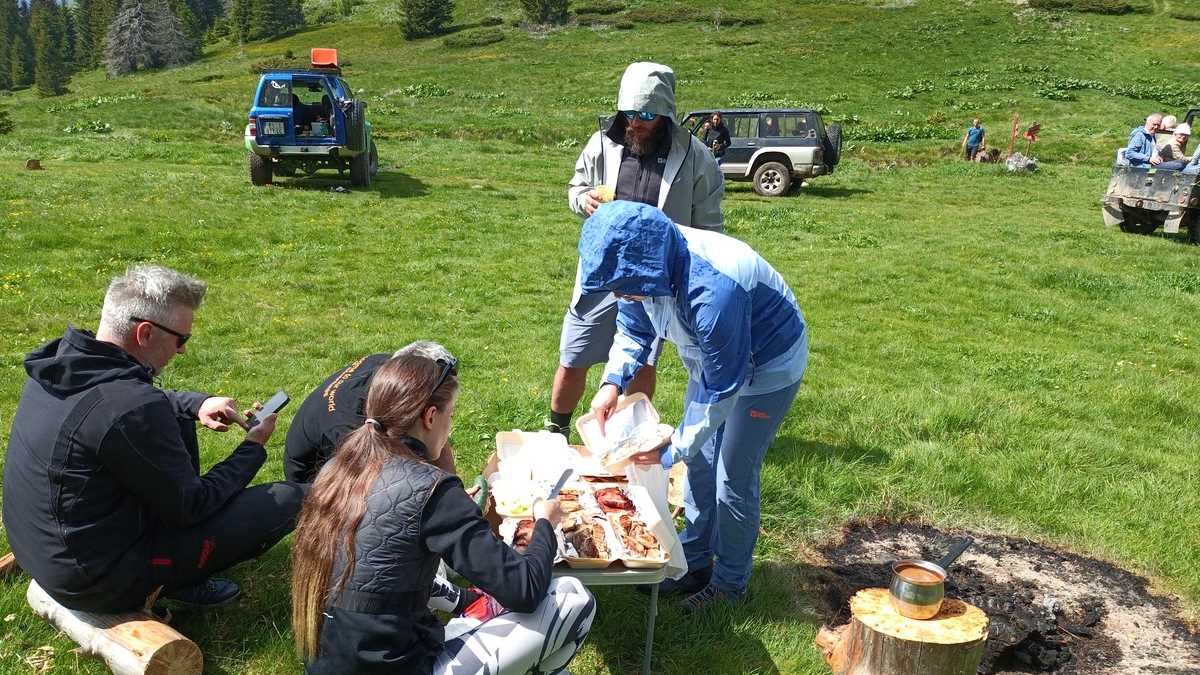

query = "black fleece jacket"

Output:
[[2, 327, 266, 609]]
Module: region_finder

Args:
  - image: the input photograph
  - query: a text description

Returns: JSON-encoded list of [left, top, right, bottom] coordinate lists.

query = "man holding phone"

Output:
[[2, 265, 305, 613]]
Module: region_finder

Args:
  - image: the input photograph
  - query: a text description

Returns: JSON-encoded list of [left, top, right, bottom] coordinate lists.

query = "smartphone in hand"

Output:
[[247, 390, 289, 429]]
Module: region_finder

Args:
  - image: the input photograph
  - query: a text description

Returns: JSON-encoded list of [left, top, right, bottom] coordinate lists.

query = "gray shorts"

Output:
[[559, 292, 663, 369]]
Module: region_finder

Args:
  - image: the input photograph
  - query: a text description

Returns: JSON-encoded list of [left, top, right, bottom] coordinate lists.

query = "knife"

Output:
[[546, 469, 573, 500]]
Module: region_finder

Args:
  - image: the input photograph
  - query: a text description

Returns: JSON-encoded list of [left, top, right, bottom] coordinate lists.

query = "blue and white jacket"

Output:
[[579, 201, 808, 467]]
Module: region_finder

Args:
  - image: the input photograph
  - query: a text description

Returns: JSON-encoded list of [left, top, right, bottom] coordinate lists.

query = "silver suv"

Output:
[[684, 108, 842, 196]]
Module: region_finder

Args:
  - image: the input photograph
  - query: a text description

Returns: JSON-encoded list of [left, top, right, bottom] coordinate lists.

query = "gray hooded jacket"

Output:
[[567, 62, 724, 231]]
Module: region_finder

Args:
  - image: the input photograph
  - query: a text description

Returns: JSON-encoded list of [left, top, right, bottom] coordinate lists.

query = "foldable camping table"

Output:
[[555, 565, 668, 675]]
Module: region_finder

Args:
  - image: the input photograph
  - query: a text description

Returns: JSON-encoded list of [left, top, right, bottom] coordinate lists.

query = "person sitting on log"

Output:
[[283, 342, 459, 484], [291, 346, 596, 675], [1, 265, 307, 613]]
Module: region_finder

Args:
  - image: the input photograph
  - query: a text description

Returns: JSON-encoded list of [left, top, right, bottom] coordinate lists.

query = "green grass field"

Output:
[[2, 0, 1199, 672]]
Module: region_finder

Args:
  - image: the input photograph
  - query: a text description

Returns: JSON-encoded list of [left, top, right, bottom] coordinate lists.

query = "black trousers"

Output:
[[98, 423, 309, 612]]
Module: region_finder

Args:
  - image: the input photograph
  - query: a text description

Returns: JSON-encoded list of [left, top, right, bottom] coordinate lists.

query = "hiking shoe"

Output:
[[680, 583, 746, 614], [162, 577, 241, 609], [543, 419, 570, 441], [637, 565, 711, 597]]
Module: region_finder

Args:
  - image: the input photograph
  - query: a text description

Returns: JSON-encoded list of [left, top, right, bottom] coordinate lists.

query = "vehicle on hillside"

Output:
[[682, 108, 842, 197], [244, 49, 378, 187], [1101, 108, 1200, 243]]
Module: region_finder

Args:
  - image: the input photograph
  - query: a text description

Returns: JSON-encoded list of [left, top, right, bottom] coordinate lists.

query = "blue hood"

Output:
[[578, 201, 686, 298]]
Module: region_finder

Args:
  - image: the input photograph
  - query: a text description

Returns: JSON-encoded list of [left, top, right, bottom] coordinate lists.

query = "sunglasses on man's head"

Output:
[[621, 110, 658, 121], [129, 316, 191, 348]]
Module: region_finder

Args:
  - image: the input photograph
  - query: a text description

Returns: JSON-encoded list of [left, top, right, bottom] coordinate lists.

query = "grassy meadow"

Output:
[[2, 0, 1200, 672]]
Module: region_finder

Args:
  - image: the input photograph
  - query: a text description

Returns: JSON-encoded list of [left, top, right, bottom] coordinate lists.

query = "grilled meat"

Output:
[[594, 487, 635, 513]]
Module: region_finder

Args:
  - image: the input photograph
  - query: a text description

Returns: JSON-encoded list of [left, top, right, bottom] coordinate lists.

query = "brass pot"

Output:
[[888, 537, 973, 620]]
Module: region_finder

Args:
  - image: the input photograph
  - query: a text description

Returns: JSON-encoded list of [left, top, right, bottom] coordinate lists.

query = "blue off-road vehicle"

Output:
[[245, 49, 378, 187]]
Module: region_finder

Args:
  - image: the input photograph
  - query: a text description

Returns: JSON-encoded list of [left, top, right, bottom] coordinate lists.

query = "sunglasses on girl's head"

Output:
[[621, 110, 658, 121], [428, 357, 459, 401]]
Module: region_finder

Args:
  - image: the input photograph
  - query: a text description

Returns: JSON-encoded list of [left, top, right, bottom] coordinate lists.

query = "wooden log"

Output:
[[818, 588, 987, 675], [0, 552, 21, 578], [26, 580, 202, 675]]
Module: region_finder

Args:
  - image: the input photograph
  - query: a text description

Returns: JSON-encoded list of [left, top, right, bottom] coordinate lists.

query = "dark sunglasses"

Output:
[[620, 110, 658, 121], [428, 357, 459, 401], [129, 316, 191, 347]]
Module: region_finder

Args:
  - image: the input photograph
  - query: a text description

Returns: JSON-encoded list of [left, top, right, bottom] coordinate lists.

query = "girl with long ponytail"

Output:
[[291, 344, 596, 675]]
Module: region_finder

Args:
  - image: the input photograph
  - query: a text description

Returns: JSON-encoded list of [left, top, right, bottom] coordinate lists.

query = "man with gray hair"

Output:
[[2, 265, 305, 613], [1124, 112, 1163, 167], [284, 342, 459, 483]]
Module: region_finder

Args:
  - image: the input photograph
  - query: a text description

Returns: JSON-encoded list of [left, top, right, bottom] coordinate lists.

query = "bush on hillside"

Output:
[[480, 15, 503, 26], [714, 34, 758, 47], [572, 1, 621, 15], [1170, 8, 1200, 19], [443, 27, 503, 48], [625, 5, 692, 23], [402, 0, 454, 38], [520, 0, 568, 24], [0, 109, 13, 135], [1028, 0, 1147, 14]]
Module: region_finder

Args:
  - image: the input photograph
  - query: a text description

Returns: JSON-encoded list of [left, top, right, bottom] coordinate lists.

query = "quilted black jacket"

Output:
[[306, 455, 557, 674]]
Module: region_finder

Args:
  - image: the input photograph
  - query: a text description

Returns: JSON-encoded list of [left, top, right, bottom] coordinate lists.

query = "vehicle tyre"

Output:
[[248, 153, 272, 186], [368, 141, 379, 177], [753, 161, 791, 197], [1118, 206, 1162, 235], [350, 149, 371, 187], [824, 123, 842, 167]]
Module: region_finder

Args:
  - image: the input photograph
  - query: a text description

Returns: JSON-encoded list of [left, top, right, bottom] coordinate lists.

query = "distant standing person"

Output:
[[962, 118, 986, 161], [703, 112, 732, 165], [546, 61, 725, 439]]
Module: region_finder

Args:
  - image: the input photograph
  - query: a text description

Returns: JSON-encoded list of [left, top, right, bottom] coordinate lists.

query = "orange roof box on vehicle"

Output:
[[311, 48, 338, 69]]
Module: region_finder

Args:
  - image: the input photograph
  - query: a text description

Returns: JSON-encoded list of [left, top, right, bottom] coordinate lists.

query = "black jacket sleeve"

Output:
[[421, 478, 555, 614], [162, 389, 209, 419], [100, 398, 267, 527]]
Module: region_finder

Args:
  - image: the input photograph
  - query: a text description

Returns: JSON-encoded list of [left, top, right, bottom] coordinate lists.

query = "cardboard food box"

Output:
[[574, 393, 674, 474]]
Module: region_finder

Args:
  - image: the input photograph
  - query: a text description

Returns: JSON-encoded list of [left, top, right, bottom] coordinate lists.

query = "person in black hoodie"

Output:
[[291, 346, 596, 675], [283, 342, 459, 484], [2, 265, 306, 613]]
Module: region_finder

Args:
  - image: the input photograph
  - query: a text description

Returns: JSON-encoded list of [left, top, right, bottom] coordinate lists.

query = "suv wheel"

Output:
[[249, 153, 272, 186], [753, 161, 791, 197], [350, 149, 371, 187], [368, 141, 379, 176]]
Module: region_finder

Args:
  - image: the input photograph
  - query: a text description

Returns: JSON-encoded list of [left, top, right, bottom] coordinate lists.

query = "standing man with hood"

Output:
[[2, 265, 305, 613], [546, 61, 725, 439], [583, 201, 808, 612]]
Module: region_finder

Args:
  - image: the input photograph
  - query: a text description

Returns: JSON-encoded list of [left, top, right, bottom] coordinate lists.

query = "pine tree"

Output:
[[89, 0, 118, 65], [73, 0, 92, 69], [61, 0, 75, 70], [0, 0, 15, 90], [166, 0, 200, 58], [401, 0, 452, 39], [31, 0, 68, 95], [104, 0, 190, 76], [230, 0, 301, 43], [10, 1, 33, 88]]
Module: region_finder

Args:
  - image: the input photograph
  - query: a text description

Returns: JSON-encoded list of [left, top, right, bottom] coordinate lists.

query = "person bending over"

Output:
[[583, 202, 808, 613], [292, 347, 596, 675], [2, 265, 305, 612]]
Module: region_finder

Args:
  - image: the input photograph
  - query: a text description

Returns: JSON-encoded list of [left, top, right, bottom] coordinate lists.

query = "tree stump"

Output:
[[0, 552, 20, 578], [26, 580, 202, 675], [816, 588, 988, 675]]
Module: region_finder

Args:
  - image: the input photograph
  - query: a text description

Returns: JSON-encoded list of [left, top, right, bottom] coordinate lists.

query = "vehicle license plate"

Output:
[[262, 120, 285, 136]]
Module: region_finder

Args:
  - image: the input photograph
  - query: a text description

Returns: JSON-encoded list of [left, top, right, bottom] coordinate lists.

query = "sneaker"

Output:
[[162, 577, 241, 609], [637, 565, 711, 597], [680, 583, 746, 614], [543, 419, 570, 441]]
